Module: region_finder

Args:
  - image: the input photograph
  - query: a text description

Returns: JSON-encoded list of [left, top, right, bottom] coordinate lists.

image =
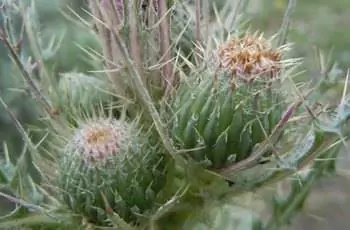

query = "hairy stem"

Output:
[[157, 0, 174, 96], [277, 0, 297, 47], [128, 0, 142, 75], [89, 0, 126, 98], [105, 14, 183, 163]]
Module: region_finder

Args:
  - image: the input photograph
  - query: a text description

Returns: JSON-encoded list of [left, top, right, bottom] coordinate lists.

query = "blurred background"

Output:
[[0, 0, 349, 229], [250, 1, 350, 229]]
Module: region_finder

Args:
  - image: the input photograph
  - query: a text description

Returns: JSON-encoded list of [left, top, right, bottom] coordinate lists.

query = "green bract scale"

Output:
[[171, 33, 289, 169], [58, 118, 167, 226]]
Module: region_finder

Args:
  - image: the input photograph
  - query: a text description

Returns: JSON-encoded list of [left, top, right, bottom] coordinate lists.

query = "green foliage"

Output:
[[0, 0, 349, 230]]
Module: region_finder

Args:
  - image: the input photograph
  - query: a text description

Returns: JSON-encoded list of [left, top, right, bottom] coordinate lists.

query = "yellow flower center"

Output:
[[71, 119, 129, 165], [86, 128, 113, 145]]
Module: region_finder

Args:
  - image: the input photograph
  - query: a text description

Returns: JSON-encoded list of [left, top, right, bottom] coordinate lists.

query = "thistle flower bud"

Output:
[[57, 72, 113, 117], [171, 32, 291, 170], [59, 118, 167, 226]]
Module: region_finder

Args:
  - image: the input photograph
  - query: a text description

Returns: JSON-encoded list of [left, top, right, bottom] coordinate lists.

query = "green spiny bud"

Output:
[[58, 117, 167, 226], [171, 32, 292, 170], [56, 72, 113, 117]]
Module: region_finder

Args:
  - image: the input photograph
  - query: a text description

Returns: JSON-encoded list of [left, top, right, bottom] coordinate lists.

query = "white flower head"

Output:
[[68, 118, 130, 166]]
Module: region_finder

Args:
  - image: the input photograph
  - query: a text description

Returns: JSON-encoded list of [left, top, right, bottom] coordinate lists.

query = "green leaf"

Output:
[[179, 201, 262, 230], [0, 143, 15, 185]]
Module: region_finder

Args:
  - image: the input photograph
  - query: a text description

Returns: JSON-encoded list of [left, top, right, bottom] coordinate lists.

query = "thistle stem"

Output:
[[277, 0, 297, 47], [157, 0, 174, 96], [104, 14, 183, 163], [128, 0, 143, 75]]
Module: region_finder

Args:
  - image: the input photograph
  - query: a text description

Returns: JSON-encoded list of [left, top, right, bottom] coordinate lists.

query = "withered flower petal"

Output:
[[217, 33, 283, 83]]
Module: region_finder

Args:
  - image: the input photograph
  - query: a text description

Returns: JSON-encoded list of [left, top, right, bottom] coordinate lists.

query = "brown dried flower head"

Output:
[[69, 118, 130, 165], [217, 32, 283, 83]]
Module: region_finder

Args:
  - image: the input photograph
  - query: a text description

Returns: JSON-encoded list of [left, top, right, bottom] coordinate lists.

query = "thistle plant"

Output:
[[0, 0, 349, 230]]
